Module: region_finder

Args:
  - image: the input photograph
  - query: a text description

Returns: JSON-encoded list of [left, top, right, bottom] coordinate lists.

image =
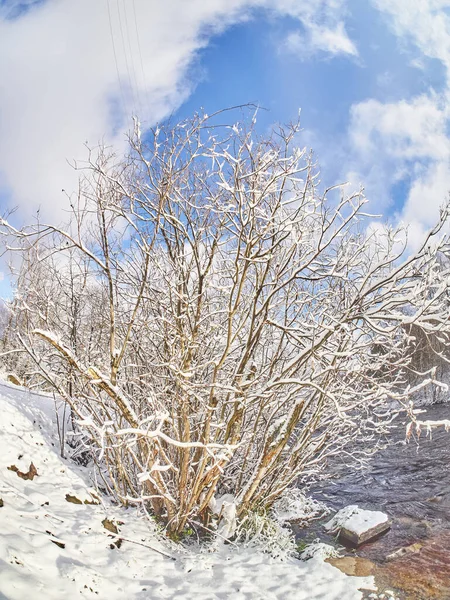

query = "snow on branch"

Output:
[[2, 109, 450, 537]]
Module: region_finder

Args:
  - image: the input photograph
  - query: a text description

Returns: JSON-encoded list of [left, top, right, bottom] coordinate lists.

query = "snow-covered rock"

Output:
[[325, 505, 391, 545]]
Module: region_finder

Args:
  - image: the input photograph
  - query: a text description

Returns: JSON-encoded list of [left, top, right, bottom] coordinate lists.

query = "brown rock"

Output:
[[327, 556, 375, 577], [339, 519, 391, 546], [378, 533, 450, 599], [386, 542, 423, 561]]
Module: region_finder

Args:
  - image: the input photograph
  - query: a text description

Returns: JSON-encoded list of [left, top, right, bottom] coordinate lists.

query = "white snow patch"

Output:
[[0, 381, 377, 599], [210, 494, 237, 539]]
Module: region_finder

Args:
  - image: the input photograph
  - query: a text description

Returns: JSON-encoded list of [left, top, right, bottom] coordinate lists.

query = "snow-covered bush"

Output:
[[234, 509, 296, 559], [272, 489, 330, 525], [2, 109, 450, 537], [299, 539, 341, 561]]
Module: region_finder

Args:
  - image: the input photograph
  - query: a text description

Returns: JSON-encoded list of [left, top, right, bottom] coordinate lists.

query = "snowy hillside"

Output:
[[0, 381, 376, 600]]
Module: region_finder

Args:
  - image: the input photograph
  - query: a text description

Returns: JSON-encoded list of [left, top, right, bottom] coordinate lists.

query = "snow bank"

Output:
[[0, 381, 377, 599]]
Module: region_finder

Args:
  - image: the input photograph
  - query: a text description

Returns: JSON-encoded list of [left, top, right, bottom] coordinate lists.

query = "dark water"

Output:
[[295, 404, 450, 599]]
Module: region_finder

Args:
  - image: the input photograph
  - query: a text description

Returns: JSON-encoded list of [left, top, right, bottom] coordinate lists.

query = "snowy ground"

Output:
[[0, 380, 377, 599]]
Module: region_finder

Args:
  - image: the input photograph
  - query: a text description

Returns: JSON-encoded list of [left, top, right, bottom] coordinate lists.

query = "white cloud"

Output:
[[281, 0, 357, 58], [286, 21, 357, 58], [349, 95, 449, 161], [343, 1, 450, 249], [345, 94, 450, 249], [371, 0, 450, 70], [400, 160, 450, 249], [0, 0, 355, 221]]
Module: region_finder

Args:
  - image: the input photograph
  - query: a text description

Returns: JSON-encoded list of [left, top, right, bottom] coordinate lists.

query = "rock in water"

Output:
[[326, 556, 375, 577], [324, 505, 391, 546]]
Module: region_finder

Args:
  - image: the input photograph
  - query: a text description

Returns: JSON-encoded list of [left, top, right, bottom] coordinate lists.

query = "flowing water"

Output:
[[295, 404, 450, 599]]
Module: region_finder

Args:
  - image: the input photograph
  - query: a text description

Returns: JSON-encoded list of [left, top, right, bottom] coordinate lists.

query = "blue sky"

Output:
[[1, 0, 450, 295], [183, 3, 442, 129], [182, 2, 447, 195]]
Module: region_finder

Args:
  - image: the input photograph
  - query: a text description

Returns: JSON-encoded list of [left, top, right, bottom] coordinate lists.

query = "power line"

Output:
[[106, 0, 127, 116], [132, 0, 151, 119], [122, 0, 143, 117], [116, 0, 137, 116]]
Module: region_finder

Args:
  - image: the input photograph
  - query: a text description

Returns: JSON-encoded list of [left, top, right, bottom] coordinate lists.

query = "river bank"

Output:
[[295, 404, 450, 599], [0, 380, 376, 600]]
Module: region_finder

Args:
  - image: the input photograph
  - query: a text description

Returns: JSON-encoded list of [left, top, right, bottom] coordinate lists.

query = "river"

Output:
[[295, 403, 450, 600]]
